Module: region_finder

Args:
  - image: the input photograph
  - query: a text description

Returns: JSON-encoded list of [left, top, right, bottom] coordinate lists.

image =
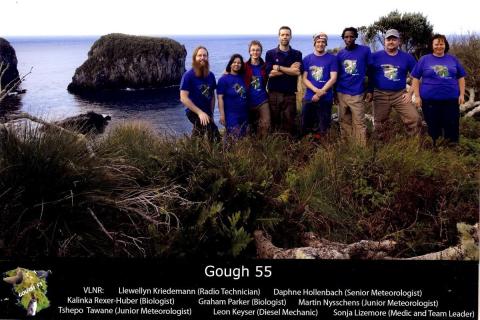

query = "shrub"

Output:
[[0, 122, 477, 258], [359, 10, 433, 58], [450, 33, 480, 92], [288, 136, 479, 256], [0, 125, 181, 257]]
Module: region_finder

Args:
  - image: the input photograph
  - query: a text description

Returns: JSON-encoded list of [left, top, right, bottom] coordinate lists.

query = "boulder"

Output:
[[54, 112, 111, 134], [67, 33, 186, 93], [0, 38, 20, 90]]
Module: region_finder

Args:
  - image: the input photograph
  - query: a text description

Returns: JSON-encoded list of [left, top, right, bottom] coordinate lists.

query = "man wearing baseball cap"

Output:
[[301, 32, 338, 138], [366, 29, 421, 140]]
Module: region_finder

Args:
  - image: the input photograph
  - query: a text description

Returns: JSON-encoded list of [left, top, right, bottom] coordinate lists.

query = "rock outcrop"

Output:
[[0, 38, 20, 90], [53, 112, 111, 134], [67, 33, 186, 93]]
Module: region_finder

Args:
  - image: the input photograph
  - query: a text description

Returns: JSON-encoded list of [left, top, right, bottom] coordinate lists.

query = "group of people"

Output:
[[180, 26, 466, 145]]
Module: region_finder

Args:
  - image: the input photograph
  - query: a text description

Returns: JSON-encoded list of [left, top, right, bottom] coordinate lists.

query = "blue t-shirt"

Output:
[[217, 74, 248, 133], [248, 64, 268, 108], [369, 50, 416, 92], [302, 52, 338, 102], [180, 69, 216, 115], [337, 44, 372, 95], [411, 54, 466, 101]]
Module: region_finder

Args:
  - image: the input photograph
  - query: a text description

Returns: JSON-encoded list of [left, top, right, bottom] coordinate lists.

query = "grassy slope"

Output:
[[0, 120, 478, 258]]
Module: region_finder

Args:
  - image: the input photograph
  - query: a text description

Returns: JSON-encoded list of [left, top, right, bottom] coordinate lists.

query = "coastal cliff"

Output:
[[67, 33, 186, 93], [0, 38, 20, 90]]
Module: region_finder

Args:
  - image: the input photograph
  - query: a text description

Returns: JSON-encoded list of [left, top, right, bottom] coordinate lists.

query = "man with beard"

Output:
[[336, 27, 372, 145], [366, 29, 420, 140], [180, 46, 220, 141], [265, 26, 303, 135]]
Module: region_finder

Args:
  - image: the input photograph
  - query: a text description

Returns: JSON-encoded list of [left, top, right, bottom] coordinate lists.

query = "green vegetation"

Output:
[[450, 33, 480, 91], [359, 10, 434, 58], [0, 119, 478, 259], [84, 33, 185, 70]]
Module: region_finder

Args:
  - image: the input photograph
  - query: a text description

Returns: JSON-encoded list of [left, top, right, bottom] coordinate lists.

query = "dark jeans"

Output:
[[186, 110, 220, 142], [301, 100, 333, 135], [422, 99, 459, 143], [268, 91, 297, 135]]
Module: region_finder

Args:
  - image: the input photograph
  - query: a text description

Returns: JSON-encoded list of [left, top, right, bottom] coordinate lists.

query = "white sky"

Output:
[[1, 0, 478, 36]]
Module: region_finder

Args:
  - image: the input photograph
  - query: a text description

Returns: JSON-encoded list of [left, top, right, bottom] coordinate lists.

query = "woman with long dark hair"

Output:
[[217, 54, 249, 138]]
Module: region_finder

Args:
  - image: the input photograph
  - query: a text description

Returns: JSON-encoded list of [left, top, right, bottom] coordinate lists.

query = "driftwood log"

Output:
[[460, 87, 480, 118], [466, 105, 480, 118], [461, 88, 480, 112], [254, 223, 478, 260], [0, 112, 95, 157], [254, 231, 396, 259]]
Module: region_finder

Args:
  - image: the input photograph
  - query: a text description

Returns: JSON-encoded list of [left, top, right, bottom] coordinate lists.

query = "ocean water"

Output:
[[6, 35, 344, 135]]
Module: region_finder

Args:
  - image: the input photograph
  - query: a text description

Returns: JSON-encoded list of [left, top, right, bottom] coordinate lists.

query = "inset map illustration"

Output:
[[2, 267, 51, 316]]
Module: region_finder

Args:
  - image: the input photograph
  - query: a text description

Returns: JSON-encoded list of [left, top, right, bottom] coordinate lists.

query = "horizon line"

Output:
[[3, 34, 327, 37], [3, 31, 477, 38]]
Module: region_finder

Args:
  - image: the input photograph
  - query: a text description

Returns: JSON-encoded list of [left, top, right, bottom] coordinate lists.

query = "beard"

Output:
[[193, 60, 210, 78]]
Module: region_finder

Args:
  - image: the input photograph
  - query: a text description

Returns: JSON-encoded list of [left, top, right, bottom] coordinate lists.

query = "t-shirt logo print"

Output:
[[233, 83, 246, 99], [343, 60, 358, 75], [432, 65, 450, 78], [310, 66, 324, 81], [199, 84, 211, 98], [251, 76, 261, 91], [381, 64, 399, 81]]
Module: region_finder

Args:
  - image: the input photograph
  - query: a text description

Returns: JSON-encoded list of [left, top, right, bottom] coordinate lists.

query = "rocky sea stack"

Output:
[[0, 38, 20, 90], [67, 33, 186, 93]]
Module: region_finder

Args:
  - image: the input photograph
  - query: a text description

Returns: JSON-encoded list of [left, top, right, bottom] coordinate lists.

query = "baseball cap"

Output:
[[313, 32, 328, 41], [385, 29, 400, 38]]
